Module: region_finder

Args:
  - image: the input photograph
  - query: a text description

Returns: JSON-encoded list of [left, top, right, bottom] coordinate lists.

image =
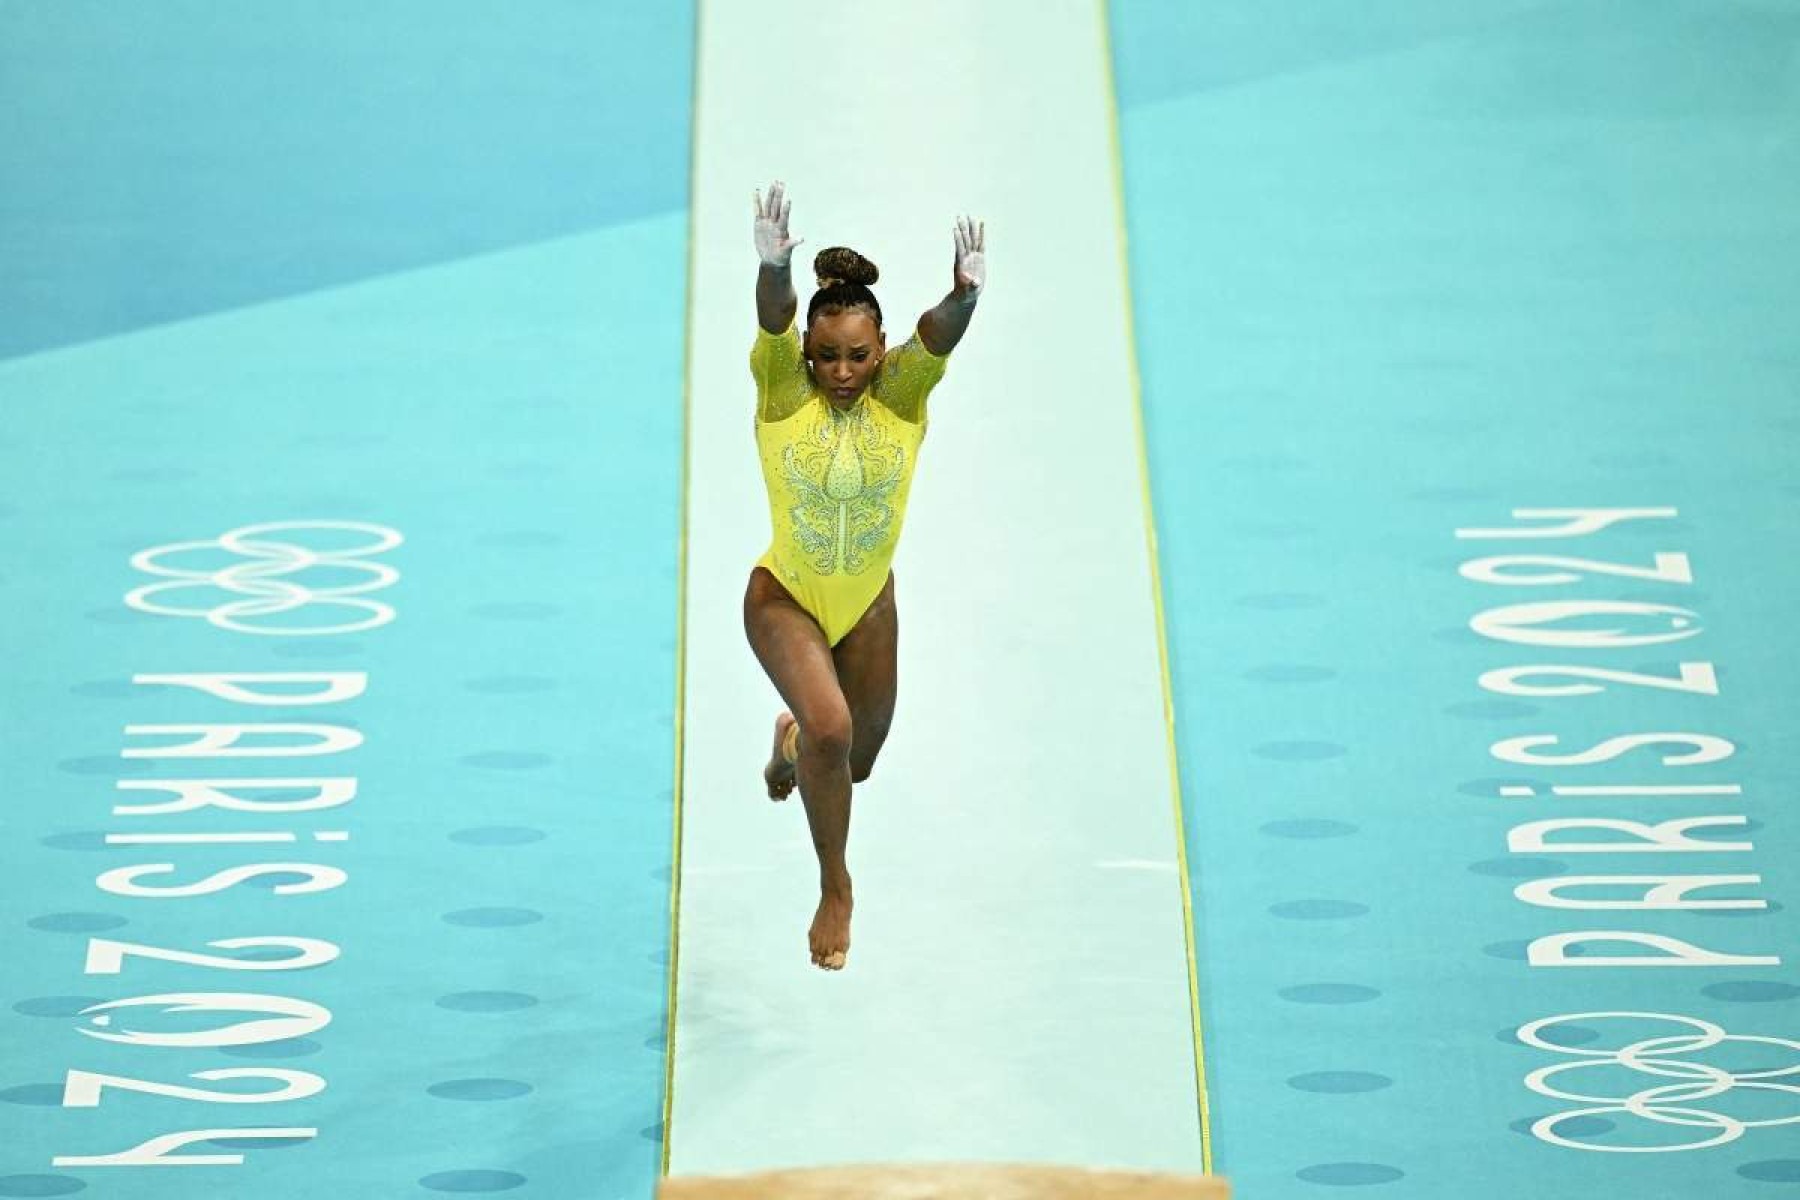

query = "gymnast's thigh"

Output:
[[831, 571, 898, 776], [743, 567, 852, 747]]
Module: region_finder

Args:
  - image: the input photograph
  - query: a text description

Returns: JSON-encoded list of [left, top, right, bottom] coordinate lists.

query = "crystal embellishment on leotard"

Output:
[[780, 399, 905, 576]]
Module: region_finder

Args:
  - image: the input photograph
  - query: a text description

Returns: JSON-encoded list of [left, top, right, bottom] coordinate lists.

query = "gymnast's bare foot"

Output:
[[810, 883, 853, 970], [764, 712, 797, 801]]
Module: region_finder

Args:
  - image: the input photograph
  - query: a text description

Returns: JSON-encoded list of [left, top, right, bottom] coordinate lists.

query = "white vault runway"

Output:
[[668, 0, 1204, 1175]]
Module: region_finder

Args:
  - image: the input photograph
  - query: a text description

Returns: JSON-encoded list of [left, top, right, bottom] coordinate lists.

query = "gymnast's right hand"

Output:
[[753, 180, 803, 268]]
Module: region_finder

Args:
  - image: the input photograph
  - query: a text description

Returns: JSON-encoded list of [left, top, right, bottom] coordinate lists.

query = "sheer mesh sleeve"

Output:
[[871, 326, 950, 425], [749, 322, 812, 423]]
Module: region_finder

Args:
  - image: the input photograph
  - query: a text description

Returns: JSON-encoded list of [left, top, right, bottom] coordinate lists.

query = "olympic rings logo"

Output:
[[1520, 1011, 1800, 1153], [126, 521, 403, 636]]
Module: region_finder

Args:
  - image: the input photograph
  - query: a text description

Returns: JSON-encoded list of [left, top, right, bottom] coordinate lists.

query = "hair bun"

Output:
[[813, 246, 879, 289]]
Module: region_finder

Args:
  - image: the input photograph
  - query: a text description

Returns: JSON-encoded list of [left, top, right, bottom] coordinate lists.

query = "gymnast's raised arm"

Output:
[[753, 180, 802, 334], [916, 215, 985, 356]]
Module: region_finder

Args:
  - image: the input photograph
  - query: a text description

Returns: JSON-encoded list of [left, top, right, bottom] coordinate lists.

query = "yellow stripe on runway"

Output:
[[1096, 0, 1214, 1173], [661, 3, 704, 1177]]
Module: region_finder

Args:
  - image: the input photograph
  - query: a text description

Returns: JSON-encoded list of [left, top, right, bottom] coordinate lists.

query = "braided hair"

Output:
[[807, 246, 882, 329]]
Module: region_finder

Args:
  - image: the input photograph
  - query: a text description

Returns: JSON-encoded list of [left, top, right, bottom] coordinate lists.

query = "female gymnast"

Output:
[[745, 179, 985, 971]]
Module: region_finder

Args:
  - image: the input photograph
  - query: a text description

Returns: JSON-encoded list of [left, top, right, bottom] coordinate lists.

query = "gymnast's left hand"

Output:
[[953, 215, 985, 300]]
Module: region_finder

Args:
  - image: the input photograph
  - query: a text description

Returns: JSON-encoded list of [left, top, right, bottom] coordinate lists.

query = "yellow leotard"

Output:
[[750, 320, 950, 645]]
